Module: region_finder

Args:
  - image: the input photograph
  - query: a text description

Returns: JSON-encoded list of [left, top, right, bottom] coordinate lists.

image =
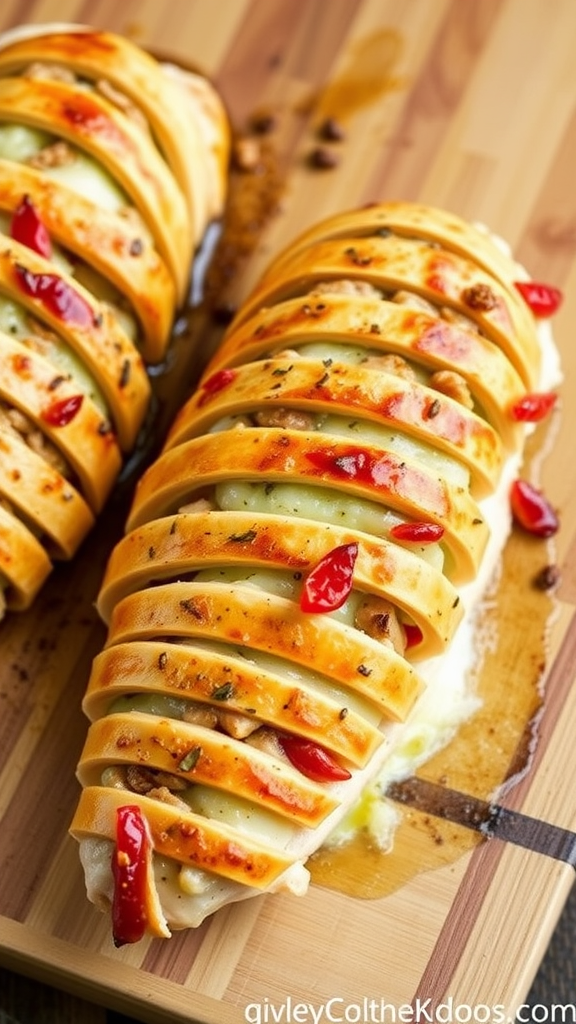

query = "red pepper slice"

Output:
[[11, 195, 52, 259], [403, 623, 423, 649], [300, 542, 358, 613], [198, 368, 237, 406], [41, 393, 84, 427], [510, 392, 557, 423], [514, 281, 563, 317], [111, 805, 150, 947], [510, 479, 559, 538], [390, 521, 445, 543], [15, 264, 94, 327], [279, 734, 351, 782]]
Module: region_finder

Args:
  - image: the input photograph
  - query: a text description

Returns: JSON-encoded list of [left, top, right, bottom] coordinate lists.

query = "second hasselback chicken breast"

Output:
[[0, 23, 230, 617]]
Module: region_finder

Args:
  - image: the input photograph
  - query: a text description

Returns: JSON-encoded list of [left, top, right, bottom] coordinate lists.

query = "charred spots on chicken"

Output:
[[179, 598, 204, 619], [343, 246, 373, 267]]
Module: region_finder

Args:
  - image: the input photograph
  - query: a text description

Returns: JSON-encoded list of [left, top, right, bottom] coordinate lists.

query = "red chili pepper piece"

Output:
[[300, 542, 358, 613], [111, 805, 149, 947], [510, 479, 559, 538], [15, 264, 94, 327], [41, 393, 84, 427], [198, 367, 237, 405], [514, 281, 563, 317], [390, 521, 445, 543], [11, 195, 52, 259], [510, 392, 557, 423], [279, 734, 351, 783], [404, 623, 423, 649]]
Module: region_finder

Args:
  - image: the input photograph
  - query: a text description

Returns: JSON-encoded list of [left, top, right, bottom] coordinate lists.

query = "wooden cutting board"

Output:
[[1, 1, 576, 1022]]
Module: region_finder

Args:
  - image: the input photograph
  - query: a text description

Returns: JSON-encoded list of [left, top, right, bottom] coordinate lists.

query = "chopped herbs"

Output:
[[179, 746, 202, 772], [228, 529, 257, 543], [212, 682, 236, 701]]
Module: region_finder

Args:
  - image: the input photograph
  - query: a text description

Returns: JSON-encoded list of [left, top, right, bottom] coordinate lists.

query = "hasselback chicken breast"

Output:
[[70, 202, 561, 945], [0, 23, 229, 617]]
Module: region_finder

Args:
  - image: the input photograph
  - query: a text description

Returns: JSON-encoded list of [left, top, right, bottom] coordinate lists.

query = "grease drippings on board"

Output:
[[118, 118, 287, 493], [310, 422, 561, 900], [202, 125, 286, 326]]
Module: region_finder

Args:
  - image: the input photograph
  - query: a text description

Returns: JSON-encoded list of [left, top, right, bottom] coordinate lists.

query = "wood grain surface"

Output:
[[1, 1, 576, 1023]]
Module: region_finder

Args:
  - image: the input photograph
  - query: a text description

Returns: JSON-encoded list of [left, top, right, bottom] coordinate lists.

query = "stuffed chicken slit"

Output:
[[165, 357, 502, 498], [0, 239, 149, 453], [238, 207, 541, 386], [104, 580, 423, 720], [74, 785, 304, 891], [70, 201, 561, 944], [231, 242, 536, 391], [96, 511, 461, 658], [82, 640, 385, 766], [0, 23, 230, 616], [77, 711, 342, 828], [204, 296, 528, 452], [126, 426, 488, 584]]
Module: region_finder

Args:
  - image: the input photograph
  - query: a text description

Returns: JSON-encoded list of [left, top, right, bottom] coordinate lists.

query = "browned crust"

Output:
[[261, 202, 534, 306], [0, 429, 94, 556], [0, 28, 229, 242], [0, 240, 150, 454], [0, 501, 52, 609]]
